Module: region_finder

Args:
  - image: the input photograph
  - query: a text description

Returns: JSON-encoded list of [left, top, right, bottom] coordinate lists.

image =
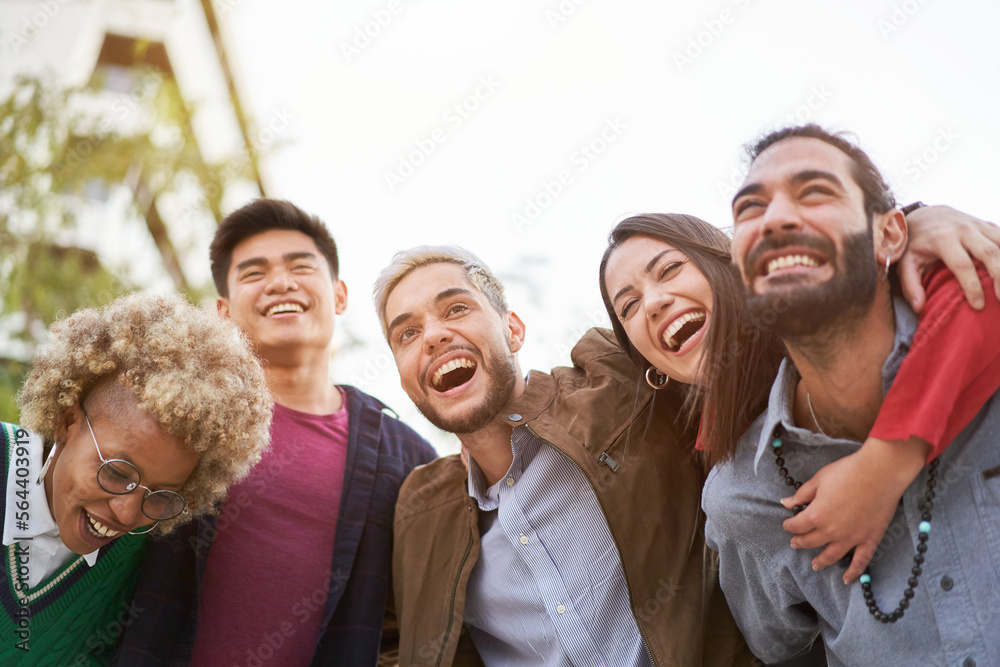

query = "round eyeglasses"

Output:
[[82, 408, 188, 521]]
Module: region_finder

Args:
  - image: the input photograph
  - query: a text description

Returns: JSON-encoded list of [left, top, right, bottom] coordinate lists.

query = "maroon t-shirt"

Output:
[[191, 391, 349, 666]]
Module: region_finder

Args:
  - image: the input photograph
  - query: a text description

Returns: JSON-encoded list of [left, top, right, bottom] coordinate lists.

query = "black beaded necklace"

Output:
[[770, 427, 939, 623]]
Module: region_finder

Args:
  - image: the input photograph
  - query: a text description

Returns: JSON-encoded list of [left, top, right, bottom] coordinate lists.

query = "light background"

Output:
[[218, 0, 997, 452], [55, 0, 1000, 452]]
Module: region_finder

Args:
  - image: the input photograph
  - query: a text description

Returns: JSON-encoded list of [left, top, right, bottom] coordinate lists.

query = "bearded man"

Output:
[[704, 125, 1000, 666], [374, 246, 752, 666]]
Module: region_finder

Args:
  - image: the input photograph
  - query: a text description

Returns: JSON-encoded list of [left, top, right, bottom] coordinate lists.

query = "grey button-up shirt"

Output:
[[703, 296, 1000, 667], [464, 425, 651, 667]]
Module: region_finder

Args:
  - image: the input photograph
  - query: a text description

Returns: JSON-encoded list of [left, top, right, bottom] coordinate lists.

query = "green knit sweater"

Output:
[[2, 422, 147, 666]]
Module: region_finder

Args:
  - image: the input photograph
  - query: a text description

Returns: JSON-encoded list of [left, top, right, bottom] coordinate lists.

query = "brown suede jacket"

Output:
[[392, 328, 755, 667]]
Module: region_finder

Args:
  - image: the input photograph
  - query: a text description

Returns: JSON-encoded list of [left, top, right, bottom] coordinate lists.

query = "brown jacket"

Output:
[[392, 328, 754, 666]]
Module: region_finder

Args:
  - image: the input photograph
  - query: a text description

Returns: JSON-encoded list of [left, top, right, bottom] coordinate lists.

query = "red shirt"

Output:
[[192, 391, 349, 666], [871, 263, 1000, 461]]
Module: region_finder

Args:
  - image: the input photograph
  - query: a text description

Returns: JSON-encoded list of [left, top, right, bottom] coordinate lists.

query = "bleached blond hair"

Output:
[[373, 245, 508, 338]]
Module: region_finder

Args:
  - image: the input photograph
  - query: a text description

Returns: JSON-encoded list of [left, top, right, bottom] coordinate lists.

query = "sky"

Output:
[[212, 0, 1000, 452], [9, 0, 997, 452]]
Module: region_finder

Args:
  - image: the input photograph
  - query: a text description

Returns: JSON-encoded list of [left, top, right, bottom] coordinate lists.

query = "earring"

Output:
[[881, 255, 891, 281], [645, 366, 670, 390], [35, 441, 58, 485]]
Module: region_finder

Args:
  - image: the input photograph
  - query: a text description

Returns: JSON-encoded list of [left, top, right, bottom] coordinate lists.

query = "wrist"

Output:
[[861, 436, 931, 487]]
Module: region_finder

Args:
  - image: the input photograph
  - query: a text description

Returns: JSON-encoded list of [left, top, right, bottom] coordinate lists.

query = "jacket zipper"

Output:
[[524, 424, 658, 667], [436, 522, 475, 667]]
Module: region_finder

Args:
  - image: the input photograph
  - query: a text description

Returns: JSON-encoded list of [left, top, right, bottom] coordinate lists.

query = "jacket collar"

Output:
[[495, 328, 661, 460], [498, 369, 557, 429]]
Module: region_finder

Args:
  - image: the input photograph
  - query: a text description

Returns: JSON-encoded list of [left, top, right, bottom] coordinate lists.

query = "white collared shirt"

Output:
[[3, 423, 98, 589]]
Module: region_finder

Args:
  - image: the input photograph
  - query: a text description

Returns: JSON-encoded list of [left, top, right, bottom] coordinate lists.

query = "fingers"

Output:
[[936, 242, 984, 310], [959, 231, 1000, 301], [810, 541, 851, 572], [896, 253, 927, 313], [781, 478, 817, 510], [788, 525, 834, 551], [783, 512, 812, 536], [843, 542, 877, 584], [781, 478, 819, 534]]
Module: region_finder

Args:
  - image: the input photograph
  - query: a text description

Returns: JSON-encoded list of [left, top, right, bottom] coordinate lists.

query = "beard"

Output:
[[744, 230, 878, 339], [412, 343, 518, 435]]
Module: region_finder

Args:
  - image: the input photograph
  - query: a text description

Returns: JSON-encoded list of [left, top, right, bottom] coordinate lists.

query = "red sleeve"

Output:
[[695, 420, 706, 451], [870, 262, 1000, 462]]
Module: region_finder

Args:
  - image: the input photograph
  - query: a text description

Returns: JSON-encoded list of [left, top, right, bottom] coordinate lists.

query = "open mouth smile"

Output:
[[763, 253, 822, 276], [752, 243, 829, 282], [85, 511, 121, 538], [428, 355, 478, 393], [660, 310, 707, 353], [264, 301, 305, 317]]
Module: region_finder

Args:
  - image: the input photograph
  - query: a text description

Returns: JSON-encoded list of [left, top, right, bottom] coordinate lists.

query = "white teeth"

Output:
[[766, 254, 819, 275], [663, 311, 706, 350], [87, 514, 120, 538], [432, 358, 476, 386], [266, 302, 304, 316]]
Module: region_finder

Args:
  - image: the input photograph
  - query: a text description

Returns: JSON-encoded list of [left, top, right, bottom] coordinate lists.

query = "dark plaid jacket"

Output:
[[112, 385, 437, 666]]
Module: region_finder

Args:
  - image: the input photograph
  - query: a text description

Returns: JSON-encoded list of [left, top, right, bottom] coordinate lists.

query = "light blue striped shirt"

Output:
[[464, 425, 651, 667]]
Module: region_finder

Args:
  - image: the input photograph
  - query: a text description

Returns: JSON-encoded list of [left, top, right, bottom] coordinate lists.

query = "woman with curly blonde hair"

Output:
[[2, 292, 271, 665]]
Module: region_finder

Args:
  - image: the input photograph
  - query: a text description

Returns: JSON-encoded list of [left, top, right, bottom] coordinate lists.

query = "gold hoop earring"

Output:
[[646, 366, 670, 390]]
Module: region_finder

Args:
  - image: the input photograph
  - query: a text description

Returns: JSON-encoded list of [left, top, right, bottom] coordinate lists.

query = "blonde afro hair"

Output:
[[16, 292, 273, 534]]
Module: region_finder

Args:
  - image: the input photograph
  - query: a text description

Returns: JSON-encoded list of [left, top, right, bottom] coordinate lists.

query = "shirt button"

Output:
[[940, 575, 954, 591], [508, 413, 522, 422], [556, 604, 566, 615], [963, 659, 976, 667], [506, 477, 515, 487], [519, 534, 529, 545]]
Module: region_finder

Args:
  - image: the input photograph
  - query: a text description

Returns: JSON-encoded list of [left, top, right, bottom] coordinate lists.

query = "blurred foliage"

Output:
[[0, 70, 255, 413], [0, 359, 28, 422]]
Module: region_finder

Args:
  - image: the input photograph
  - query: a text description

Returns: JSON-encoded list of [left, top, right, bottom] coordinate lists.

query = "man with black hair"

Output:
[[119, 199, 436, 666], [705, 126, 1000, 665]]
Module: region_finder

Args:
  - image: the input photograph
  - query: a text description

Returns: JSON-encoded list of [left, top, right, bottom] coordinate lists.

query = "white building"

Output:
[[0, 0, 265, 362]]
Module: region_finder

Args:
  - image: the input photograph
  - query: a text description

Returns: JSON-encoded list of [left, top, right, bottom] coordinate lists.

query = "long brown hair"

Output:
[[599, 213, 786, 466]]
